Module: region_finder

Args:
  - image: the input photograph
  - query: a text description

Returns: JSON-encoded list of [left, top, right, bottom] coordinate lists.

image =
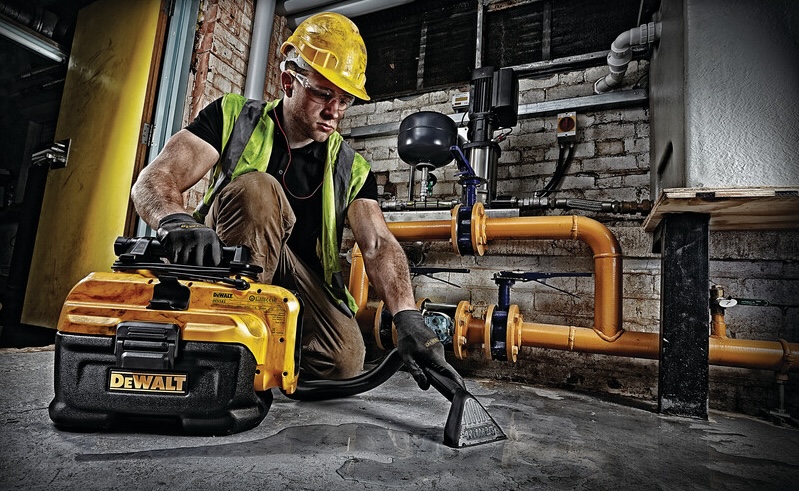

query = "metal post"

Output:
[[657, 212, 710, 419]]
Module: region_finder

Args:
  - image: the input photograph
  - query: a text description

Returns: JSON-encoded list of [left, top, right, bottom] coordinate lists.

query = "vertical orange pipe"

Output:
[[348, 243, 368, 313], [709, 286, 728, 338]]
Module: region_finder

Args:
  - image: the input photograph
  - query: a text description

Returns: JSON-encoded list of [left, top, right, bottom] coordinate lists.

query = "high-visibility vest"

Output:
[[195, 93, 371, 314]]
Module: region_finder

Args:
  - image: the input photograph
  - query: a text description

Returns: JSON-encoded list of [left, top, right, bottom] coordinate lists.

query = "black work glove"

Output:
[[156, 213, 224, 266], [393, 309, 466, 391]]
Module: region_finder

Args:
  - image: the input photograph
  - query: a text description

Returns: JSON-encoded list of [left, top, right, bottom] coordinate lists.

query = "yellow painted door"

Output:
[[22, 0, 165, 329]]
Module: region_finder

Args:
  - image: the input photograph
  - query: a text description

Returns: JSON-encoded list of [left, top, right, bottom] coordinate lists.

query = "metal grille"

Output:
[[354, 0, 658, 101]]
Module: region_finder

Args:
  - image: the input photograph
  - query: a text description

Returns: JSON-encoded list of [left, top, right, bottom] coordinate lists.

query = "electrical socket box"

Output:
[[556, 112, 577, 141], [452, 92, 470, 112]]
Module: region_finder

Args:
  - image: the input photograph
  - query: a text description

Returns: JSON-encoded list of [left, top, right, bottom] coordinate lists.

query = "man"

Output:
[[131, 12, 463, 391]]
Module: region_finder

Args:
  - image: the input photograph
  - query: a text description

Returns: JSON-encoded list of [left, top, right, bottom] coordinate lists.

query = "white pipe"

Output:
[[287, 0, 415, 29], [593, 21, 661, 94], [244, 0, 276, 100], [277, 0, 341, 16]]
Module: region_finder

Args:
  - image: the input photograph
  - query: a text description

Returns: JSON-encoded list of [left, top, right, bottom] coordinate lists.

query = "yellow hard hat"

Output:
[[280, 12, 370, 101]]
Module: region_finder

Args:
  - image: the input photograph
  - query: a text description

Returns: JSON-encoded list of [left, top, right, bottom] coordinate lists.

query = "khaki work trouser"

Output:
[[206, 172, 365, 380]]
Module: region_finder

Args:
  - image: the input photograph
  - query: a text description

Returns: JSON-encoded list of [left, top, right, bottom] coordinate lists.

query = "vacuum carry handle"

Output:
[[114, 236, 249, 265]]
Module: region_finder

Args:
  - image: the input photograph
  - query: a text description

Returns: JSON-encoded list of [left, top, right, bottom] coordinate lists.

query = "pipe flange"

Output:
[[373, 300, 396, 351], [451, 204, 476, 256], [450, 205, 461, 255], [470, 201, 487, 256], [506, 304, 522, 362], [453, 300, 472, 360], [483, 304, 495, 360], [490, 306, 509, 361]]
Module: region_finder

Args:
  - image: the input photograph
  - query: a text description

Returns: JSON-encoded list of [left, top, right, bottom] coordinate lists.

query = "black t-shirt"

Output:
[[186, 98, 378, 275]]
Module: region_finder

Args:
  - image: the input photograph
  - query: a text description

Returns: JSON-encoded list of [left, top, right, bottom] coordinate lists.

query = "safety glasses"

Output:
[[291, 71, 355, 110]]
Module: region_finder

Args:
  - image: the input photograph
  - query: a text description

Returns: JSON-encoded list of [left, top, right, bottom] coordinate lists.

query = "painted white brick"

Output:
[[579, 156, 635, 173], [519, 88, 546, 104], [624, 136, 649, 154], [520, 74, 558, 90], [546, 83, 593, 100], [559, 70, 585, 85], [582, 122, 637, 141]]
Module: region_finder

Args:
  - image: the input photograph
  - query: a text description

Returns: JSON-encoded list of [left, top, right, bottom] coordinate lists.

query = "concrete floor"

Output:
[[1, 347, 798, 490]]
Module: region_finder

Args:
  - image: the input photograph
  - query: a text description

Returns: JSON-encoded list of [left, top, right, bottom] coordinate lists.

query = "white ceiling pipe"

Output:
[[277, 1, 342, 16], [594, 21, 661, 94], [286, 0, 415, 28], [244, 0, 277, 99]]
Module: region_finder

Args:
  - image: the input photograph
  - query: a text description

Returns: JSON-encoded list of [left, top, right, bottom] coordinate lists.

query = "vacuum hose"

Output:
[[283, 349, 404, 401]]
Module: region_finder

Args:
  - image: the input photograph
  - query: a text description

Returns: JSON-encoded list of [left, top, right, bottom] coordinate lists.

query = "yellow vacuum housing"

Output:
[[49, 238, 302, 435]]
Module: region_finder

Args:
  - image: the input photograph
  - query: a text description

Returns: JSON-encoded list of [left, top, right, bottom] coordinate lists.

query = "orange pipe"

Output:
[[355, 214, 797, 373], [520, 321, 660, 359], [386, 214, 622, 340], [347, 243, 379, 334], [708, 336, 797, 371], [387, 220, 451, 241], [348, 243, 368, 313], [709, 285, 728, 337], [483, 215, 623, 340], [516, 320, 798, 371]]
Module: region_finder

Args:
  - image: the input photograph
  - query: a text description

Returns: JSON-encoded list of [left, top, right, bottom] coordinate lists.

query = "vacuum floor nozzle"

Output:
[[444, 388, 507, 448], [424, 367, 506, 448]]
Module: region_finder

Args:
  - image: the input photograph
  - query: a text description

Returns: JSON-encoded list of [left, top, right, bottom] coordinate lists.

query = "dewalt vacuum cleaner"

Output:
[[49, 237, 505, 447]]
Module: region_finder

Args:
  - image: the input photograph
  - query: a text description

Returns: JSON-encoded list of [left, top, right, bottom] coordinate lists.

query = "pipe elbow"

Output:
[[572, 216, 622, 257], [594, 21, 661, 94], [611, 31, 632, 53]]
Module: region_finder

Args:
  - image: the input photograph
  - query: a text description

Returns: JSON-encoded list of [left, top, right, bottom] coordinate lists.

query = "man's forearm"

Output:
[[131, 167, 191, 228], [130, 129, 220, 228], [360, 239, 418, 315], [347, 199, 420, 315]]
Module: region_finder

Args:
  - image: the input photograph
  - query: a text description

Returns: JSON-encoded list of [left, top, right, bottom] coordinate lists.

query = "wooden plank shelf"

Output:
[[643, 187, 799, 232]]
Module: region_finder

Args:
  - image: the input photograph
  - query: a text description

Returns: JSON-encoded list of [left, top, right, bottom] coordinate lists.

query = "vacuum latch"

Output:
[[115, 321, 180, 370]]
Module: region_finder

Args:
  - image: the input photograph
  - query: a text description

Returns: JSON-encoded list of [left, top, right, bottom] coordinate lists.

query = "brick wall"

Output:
[[178, 4, 798, 416]]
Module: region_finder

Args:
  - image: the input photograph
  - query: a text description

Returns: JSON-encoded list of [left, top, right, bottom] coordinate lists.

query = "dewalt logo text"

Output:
[[108, 370, 188, 394]]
